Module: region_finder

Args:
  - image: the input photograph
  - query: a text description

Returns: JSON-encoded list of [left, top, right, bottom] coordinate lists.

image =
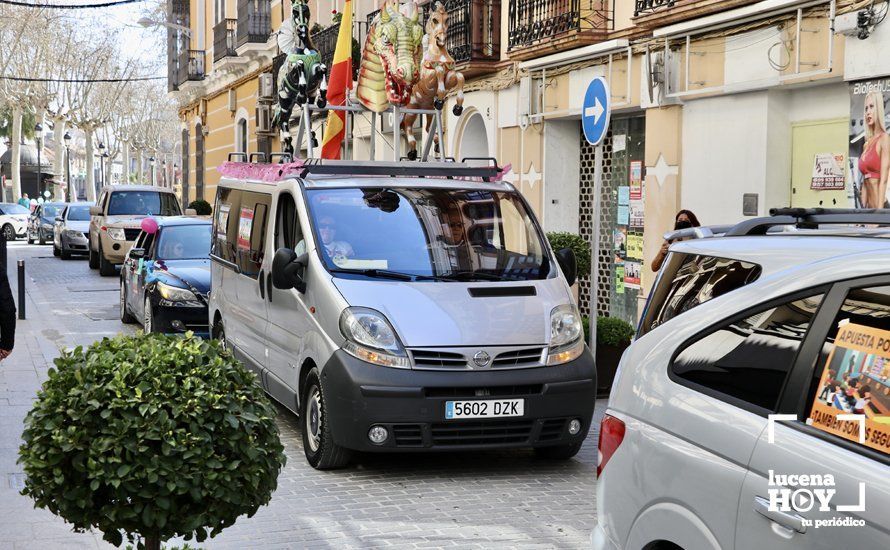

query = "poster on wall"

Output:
[[237, 207, 254, 250], [629, 200, 645, 228], [629, 161, 643, 200], [849, 78, 890, 208], [626, 234, 644, 261], [623, 261, 641, 289], [808, 322, 890, 455], [811, 153, 846, 190]]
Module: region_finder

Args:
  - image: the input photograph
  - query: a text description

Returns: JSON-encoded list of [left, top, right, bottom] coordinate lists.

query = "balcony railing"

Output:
[[177, 50, 206, 84], [312, 23, 340, 77], [213, 18, 238, 62], [236, 0, 271, 48], [508, 0, 612, 52], [634, 0, 674, 16], [366, 1, 500, 71]]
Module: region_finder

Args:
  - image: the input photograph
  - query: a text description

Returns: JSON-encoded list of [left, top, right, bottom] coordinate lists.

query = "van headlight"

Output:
[[339, 307, 410, 368], [106, 227, 126, 241], [547, 304, 585, 366]]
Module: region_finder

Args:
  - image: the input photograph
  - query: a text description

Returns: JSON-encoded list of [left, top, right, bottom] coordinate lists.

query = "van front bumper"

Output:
[[322, 347, 596, 452]]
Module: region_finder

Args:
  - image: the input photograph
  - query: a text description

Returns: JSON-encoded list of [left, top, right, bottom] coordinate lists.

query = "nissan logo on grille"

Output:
[[472, 351, 491, 368]]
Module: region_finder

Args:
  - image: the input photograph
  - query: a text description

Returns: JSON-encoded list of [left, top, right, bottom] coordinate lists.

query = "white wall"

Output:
[[447, 90, 496, 159], [542, 121, 581, 233], [845, 17, 890, 81]]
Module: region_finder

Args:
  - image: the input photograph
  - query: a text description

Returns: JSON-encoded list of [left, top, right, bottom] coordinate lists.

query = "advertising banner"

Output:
[[810, 153, 846, 190], [629, 161, 643, 200], [808, 322, 890, 455], [849, 78, 890, 208]]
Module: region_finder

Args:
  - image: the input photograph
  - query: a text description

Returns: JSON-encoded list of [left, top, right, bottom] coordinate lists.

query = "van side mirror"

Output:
[[89, 205, 102, 216], [556, 248, 577, 286], [272, 247, 308, 293]]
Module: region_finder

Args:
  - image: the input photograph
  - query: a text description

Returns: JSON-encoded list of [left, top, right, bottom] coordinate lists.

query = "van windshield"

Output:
[[305, 188, 550, 281]]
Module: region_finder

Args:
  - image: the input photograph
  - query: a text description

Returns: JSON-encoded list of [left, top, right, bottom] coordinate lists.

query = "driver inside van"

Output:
[[318, 215, 354, 263]]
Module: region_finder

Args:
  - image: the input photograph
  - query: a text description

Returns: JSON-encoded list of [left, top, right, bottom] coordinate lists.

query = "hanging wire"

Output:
[[0, 75, 165, 82], [0, 0, 145, 8]]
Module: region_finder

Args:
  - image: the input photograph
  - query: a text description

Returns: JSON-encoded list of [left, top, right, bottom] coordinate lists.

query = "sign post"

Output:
[[582, 77, 611, 353]]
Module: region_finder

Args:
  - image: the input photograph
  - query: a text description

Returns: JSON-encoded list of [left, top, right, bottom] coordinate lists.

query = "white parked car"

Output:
[[593, 209, 890, 550], [0, 202, 31, 241]]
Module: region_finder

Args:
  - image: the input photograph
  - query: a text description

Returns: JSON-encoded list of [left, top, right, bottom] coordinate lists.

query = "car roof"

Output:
[[154, 216, 211, 227], [103, 185, 175, 193]]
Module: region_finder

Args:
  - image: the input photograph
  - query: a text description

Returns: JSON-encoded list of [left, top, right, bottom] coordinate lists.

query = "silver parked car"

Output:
[[53, 203, 92, 259], [210, 160, 596, 470], [592, 209, 890, 550]]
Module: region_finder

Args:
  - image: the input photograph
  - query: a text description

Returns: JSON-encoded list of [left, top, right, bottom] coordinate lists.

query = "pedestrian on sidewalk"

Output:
[[0, 234, 16, 359], [651, 209, 700, 272]]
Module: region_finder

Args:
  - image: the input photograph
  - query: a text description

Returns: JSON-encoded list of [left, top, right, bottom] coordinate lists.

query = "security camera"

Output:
[[857, 7, 876, 40]]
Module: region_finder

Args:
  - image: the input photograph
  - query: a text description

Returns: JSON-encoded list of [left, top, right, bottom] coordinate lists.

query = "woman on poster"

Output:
[[858, 91, 890, 208]]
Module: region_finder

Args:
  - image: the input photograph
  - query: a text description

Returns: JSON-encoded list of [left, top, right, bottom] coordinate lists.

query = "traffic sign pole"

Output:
[[581, 77, 611, 354]]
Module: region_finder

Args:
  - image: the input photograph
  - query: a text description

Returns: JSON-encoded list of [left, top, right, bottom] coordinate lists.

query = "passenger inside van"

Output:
[[318, 216, 355, 260]]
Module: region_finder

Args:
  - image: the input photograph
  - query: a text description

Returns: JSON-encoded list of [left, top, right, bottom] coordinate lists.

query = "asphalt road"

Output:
[[1, 241, 604, 549]]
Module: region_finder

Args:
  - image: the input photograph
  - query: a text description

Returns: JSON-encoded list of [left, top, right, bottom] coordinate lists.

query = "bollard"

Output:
[[17, 259, 24, 320]]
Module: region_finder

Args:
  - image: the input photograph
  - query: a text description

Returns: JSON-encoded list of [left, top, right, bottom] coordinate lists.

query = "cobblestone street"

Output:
[[0, 242, 605, 549]]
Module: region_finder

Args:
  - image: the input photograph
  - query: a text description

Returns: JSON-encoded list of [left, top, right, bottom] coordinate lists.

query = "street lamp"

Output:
[[97, 141, 106, 191], [137, 17, 192, 36], [102, 152, 110, 185], [63, 131, 72, 200], [149, 156, 156, 186], [35, 123, 43, 199]]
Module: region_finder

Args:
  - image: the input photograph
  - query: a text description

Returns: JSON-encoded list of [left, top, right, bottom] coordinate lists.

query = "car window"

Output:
[[107, 191, 180, 216], [66, 205, 90, 221], [275, 193, 304, 254], [236, 192, 271, 278], [806, 285, 890, 456], [672, 293, 825, 411], [134, 231, 146, 250], [639, 253, 762, 336]]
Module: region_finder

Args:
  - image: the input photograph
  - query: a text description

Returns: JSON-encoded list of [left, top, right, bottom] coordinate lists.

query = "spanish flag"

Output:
[[321, 0, 353, 159]]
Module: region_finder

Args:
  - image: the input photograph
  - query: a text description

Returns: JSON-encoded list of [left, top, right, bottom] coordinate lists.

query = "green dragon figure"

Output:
[[275, 1, 328, 154], [356, 0, 424, 113]]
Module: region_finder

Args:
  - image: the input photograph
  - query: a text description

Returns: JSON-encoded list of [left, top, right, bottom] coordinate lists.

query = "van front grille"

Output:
[[410, 349, 466, 369], [408, 346, 547, 370], [492, 347, 545, 368], [539, 418, 567, 441], [431, 420, 534, 446], [392, 424, 423, 447]]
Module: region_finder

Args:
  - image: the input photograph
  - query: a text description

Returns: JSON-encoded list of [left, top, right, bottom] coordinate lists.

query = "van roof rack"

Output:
[[296, 158, 504, 181], [664, 208, 890, 242]]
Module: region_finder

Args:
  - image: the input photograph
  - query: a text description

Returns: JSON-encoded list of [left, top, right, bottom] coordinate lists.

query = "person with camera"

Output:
[[650, 209, 700, 272]]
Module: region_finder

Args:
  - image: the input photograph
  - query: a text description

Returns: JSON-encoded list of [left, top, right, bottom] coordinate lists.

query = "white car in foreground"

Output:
[[593, 209, 890, 550], [0, 202, 31, 241]]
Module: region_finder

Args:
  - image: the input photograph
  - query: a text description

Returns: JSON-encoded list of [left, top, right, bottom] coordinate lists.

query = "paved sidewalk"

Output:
[[1, 243, 605, 549]]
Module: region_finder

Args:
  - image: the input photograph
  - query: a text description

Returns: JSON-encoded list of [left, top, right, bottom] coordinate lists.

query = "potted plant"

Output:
[[595, 316, 634, 397], [546, 232, 591, 302], [18, 332, 286, 549]]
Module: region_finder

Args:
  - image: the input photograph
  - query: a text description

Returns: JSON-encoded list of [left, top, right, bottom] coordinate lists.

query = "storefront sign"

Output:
[[629, 161, 643, 200], [849, 78, 890, 208], [810, 153, 846, 190], [808, 322, 890, 455]]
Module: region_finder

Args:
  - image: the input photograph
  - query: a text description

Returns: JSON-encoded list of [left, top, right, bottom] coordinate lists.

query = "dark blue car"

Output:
[[119, 217, 211, 337]]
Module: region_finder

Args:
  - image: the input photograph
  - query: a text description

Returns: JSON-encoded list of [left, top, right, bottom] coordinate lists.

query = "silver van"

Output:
[[209, 160, 596, 469]]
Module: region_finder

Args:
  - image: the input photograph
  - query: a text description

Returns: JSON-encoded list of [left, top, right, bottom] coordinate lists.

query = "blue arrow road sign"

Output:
[[582, 77, 611, 146]]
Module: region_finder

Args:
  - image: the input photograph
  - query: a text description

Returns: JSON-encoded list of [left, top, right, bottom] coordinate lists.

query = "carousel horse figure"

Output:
[[356, 0, 424, 113], [402, 1, 465, 160], [275, 0, 328, 155]]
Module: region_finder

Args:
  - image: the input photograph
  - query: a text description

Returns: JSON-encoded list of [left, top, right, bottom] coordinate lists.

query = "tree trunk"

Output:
[[84, 128, 96, 202], [10, 107, 22, 201], [51, 117, 65, 200], [144, 535, 161, 550], [105, 151, 114, 186], [135, 149, 144, 184], [122, 141, 130, 184]]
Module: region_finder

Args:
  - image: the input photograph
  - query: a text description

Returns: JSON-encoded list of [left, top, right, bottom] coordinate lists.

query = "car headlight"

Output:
[[547, 304, 585, 366], [157, 282, 197, 302], [64, 229, 83, 238], [339, 307, 409, 368], [106, 227, 126, 241]]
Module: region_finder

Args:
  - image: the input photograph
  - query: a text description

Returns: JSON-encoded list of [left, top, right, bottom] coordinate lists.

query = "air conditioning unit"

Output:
[[228, 89, 237, 112], [259, 72, 275, 100], [256, 104, 272, 133]]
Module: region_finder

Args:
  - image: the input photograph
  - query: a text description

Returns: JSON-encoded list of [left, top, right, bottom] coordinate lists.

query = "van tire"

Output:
[[99, 245, 116, 276], [534, 442, 583, 460], [301, 368, 351, 470], [88, 244, 99, 269]]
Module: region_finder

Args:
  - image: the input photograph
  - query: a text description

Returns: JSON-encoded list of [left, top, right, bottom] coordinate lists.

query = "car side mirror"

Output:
[[556, 248, 578, 287], [54, 216, 62, 222], [89, 205, 102, 216], [128, 248, 145, 260], [185, 208, 197, 216], [272, 247, 308, 293]]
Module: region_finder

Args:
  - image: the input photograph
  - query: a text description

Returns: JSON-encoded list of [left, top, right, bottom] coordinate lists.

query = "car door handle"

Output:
[[753, 496, 807, 534], [266, 271, 273, 303], [258, 269, 265, 300]]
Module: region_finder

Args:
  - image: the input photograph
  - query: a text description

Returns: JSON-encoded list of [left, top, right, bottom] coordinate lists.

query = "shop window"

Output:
[[672, 293, 825, 411]]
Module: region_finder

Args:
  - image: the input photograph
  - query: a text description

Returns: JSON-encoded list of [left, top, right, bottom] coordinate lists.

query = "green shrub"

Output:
[[597, 316, 635, 347], [187, 200, 212, 216], [18, 332, 286, 549], [546, 232, 592, 277]]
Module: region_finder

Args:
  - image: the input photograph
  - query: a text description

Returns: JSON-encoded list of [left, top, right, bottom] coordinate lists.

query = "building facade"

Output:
[[170, 0, 890, 325]]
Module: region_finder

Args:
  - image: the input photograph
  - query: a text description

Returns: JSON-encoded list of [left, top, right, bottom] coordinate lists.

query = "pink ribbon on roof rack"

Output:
[[217, 160, 306, 182]]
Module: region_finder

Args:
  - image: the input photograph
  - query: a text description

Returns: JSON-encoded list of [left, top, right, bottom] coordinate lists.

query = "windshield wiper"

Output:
[[434, 271, 512, 282], [328, 268, 415, 281]]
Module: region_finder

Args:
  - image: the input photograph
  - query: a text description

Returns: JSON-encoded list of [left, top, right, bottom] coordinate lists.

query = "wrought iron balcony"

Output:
[[236, 0, 271, 49], [507, 0, 613, 57], [312, 23, 340, 77], [634, 0, 675, 16], [366, 1, 501, 76], [178, 50, 206, 84], [213, 18, 238, 63]]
